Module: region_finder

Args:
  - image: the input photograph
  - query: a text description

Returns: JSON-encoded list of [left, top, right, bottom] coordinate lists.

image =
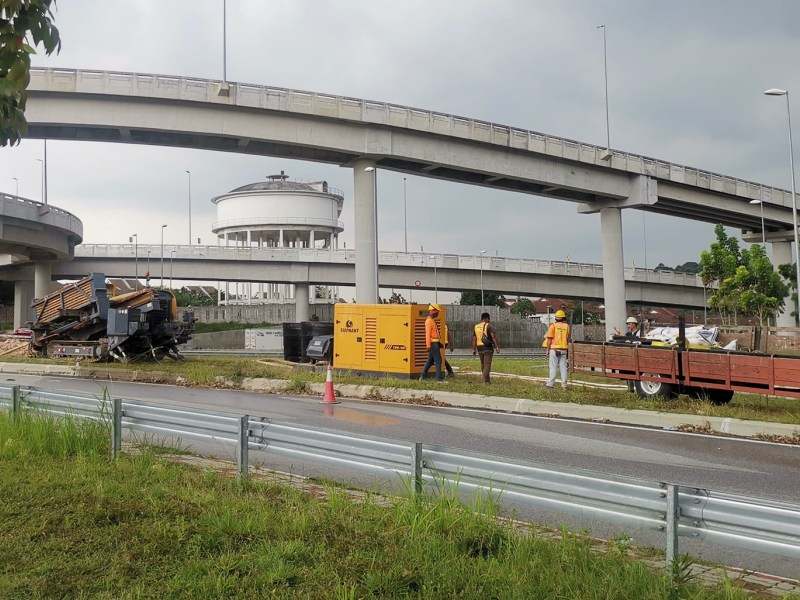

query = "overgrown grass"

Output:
[[0, 411, 757, 599]]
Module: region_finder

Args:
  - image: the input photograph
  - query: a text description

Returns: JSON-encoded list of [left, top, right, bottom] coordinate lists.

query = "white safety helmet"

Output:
[[626, 317, 639, 325]]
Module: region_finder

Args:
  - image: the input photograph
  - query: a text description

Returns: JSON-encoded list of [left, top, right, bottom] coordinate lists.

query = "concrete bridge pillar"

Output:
[[353, 158, 379, 303], [772, 240, 796, 327], [295, 283, 310, 323], [600, 207, 626, 339], [34, 261, 53, 299], [13, 280, 34, 329]]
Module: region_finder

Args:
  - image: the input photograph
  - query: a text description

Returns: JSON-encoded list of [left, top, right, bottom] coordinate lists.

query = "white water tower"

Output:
[[210, 172, 344, 304]]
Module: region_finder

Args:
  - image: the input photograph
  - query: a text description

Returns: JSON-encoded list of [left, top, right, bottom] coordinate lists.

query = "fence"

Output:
[[1, 383, 798, 575]]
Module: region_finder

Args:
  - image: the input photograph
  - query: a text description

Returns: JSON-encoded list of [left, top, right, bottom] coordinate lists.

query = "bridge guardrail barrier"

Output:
[[1, 382, 797, 572], [73, 244, 706, 288]]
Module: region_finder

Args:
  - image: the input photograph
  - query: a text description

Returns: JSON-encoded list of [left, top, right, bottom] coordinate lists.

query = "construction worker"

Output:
[[614, 316, 641, 338], [545, 309, 570, 389], [419, 304, 445, 382], [472, 312, 501, 383], [443, 321, 455, 377]]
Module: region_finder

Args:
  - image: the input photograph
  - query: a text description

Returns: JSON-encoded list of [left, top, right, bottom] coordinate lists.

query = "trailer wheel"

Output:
[[706, 388, 734, 405], [634, 376, 675, 399]]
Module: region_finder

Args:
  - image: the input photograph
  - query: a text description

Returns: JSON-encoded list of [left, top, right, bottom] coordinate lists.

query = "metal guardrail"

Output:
[[1, 382, 797, 569]]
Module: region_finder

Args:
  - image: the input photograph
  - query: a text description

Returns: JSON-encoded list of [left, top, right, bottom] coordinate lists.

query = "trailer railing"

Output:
[[1, 383, 798, 573]]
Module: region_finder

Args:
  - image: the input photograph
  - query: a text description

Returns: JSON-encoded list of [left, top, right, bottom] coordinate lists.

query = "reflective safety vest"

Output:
[[546, 321, 570, 350], [475, 322, 491, 347], [425, 316, 441, 347]]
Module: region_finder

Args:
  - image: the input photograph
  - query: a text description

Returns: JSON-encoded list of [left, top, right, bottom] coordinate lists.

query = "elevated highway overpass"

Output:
[[23, 244, 706, 320], [20, 68, 793, 331]]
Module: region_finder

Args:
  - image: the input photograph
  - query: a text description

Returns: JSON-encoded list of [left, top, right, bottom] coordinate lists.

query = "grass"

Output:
[[0, 411, 762, 599]]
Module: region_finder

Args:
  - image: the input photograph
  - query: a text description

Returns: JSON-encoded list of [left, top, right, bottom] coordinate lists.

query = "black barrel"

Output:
[[282, 322, 303, 362], [300, 321, 333, 363]]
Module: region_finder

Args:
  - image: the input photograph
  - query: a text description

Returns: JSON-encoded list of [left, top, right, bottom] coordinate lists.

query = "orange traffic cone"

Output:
[[322, 364, 339, 404]]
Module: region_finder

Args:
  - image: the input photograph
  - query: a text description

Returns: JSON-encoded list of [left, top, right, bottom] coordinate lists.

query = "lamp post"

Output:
[[12, 177, 18, 197], [160, 224, 168, 287], [170, 250, 176, 289], [186, 170, 192, 246], [42, 139, 48, 205], [364, 166, 380, 300], [403, 177, 408, 254], [36, 159, 44, 202], [749, 199, 766, 244], [596, 24, 612, 160], [222, 0, 227, 81], [480, 249, 487, 310], [129, 234, 138, 289], [765, 88, 800, 321], [429, 255, 438, 303]]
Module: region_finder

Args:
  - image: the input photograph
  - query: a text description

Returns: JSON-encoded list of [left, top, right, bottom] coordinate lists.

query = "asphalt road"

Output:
[[5, 372, 799, 578]]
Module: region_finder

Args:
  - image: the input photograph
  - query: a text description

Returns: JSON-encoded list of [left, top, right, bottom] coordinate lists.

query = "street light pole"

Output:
[[403, 177, 408, 254], [186, 170, 192, 245], [597, 24, 611, 158], [42, 139, 48, 205], [750, 199, 766, 244], [36, 159, 44, 202], [429, 255, 438, 303], [12, 177, 18, 197], [222, 0, 227, 81], [765, 88, 800, 322], [129, 234, 138, 289], [170, 250, 176, 288], [480, 249, 487, 310], [160, 224, 168, 287]]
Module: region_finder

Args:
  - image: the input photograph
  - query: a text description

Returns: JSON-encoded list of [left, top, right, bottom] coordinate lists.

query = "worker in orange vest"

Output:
[[419, 303, 445, 382], [545, 309, 570, 389]]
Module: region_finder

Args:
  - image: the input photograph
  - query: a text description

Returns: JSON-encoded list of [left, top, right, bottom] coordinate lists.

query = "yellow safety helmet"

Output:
[[429, 303, 441, 312], [554, 309, 566, 319]]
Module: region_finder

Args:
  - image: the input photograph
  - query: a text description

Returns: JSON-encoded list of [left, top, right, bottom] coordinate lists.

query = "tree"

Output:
[[458, 290, 503, 306], [777, 263, 798, 323], [510, 297, 535, 318], [730, 244, 788, 325], [386, 291, 407, 304], [699, 224, 743, 324], [1, 1, 61, 146]]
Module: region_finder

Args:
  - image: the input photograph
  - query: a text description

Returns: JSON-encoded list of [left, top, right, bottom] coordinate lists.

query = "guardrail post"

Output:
[[11, 385, 21, 421], [665, 484, 679, 572], [237, 415, 249, 480], [411, 442, 423, 496], [111, 398, 122, 460]]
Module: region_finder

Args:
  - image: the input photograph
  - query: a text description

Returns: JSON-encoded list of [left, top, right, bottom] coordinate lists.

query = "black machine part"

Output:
[[305, 335, 334, 363]]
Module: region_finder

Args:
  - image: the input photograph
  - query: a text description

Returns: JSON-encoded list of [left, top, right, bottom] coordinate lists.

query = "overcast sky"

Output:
[[2, 0, 800, 278]]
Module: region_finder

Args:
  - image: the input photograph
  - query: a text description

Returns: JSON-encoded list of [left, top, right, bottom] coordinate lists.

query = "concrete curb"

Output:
[[4, 362, 799, 441]]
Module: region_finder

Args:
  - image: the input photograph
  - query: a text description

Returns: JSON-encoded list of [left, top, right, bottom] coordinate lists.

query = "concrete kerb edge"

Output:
[[2, 362, 798, 440]]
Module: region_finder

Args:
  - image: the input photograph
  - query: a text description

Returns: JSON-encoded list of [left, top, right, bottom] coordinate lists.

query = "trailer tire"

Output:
[[706, 388, 734, 405], [634, 376, 675, 399]]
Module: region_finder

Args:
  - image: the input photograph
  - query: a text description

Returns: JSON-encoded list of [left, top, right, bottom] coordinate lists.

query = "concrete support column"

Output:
[[600, 207, 627, 339], [310, 230, 315, 248], [279, 229, 284, 247], [773, 240, 796, 326], [34, 261, 53, 299], [353, 158, 378, 303], [295, 283, 310, 322], [329, 233, 334, 249], [13, 280, 34, 329]]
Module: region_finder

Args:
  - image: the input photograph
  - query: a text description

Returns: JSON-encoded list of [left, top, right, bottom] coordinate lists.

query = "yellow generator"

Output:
[[333, 304, 446, 378]]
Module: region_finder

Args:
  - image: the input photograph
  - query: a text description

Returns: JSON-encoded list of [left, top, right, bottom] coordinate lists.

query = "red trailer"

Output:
[[569, 341, 800, 404]]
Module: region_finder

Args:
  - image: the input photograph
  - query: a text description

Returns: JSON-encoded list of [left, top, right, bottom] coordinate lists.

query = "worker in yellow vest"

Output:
[[419, 304, 445, 382], [472, 312, 500, 383], [545, 309, 570, 389]]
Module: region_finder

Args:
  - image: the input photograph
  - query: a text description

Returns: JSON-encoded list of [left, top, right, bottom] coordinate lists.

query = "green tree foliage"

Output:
[[655, 261, 701, 274], [458, 290, 503, 306], [777, 263, 798, 322], [1, 0, 61, 146], [510, 297, 535, 318], [728, 244, 788, 325], [154, 287, 215, 307], [385, 291, 407, 304], [700, 225, 787, 324]]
